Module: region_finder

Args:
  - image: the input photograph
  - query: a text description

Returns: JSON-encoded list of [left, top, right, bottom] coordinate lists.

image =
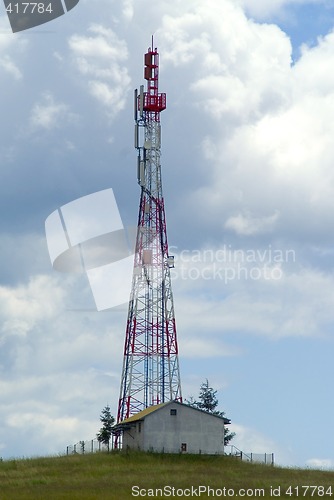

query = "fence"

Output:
[[226, 445, 274, 465], [66, 437, 116, 455], [66, 440, 274, 465]]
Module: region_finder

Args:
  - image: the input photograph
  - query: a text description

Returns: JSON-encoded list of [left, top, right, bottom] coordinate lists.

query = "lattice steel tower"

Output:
[[117, 42, 182, 424]]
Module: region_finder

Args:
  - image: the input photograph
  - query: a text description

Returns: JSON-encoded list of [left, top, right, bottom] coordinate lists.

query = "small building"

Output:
[[113, 401, 231, 455]]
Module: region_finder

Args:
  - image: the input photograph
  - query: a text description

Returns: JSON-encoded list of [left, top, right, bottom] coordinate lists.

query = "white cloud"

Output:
[[0, 55, 22, 80], [306, 458, 334, 469], [0, 274, 66, 338], [0, 268, 125, 457], [0, 372, 119, 456], [88, 81, 125, 115], [122, 0, 134, 21], [68, 25, 131, 117], [7, 410, 79, 438], [156, 0, 334, 247], [0, 16, 27, 80], [160, 0, 292, 100], [30, 92, 73, 130], [225, 210, 280, 236], [228, 423, 277, 454], [172, 247, 334, 340]]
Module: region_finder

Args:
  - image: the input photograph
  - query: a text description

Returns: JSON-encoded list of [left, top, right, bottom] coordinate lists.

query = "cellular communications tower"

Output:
[[117, 42, 182, 425]]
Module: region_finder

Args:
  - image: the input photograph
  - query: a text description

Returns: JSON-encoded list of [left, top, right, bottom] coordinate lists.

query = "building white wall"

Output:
[[123, 403, 225, 455], [123, 420, 144, 450]]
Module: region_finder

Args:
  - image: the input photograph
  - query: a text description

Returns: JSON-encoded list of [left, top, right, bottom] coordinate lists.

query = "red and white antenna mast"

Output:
[[117, 41, 182, 426]]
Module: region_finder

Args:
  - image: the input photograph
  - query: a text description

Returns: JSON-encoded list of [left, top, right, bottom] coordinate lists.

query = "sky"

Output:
[[1, 0, 334, 470]]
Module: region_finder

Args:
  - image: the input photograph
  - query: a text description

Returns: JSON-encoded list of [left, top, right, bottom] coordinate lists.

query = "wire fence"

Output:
[[66, 440, 274, 465], [226, 445, 274, 465], [66, 437, 116, 455]]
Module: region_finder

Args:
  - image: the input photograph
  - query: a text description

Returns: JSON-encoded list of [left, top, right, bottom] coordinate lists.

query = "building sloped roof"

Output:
[[120, 402, 168, 424], [112, 402, 168, 432], [113, 401, 230, 431]]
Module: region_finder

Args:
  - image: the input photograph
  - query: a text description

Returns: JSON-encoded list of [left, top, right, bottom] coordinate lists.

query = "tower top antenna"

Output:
[[141, 42, 166, 122]]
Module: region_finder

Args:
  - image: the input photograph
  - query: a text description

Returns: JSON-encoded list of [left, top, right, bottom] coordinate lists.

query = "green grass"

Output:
[[0, 451, 333, 499]]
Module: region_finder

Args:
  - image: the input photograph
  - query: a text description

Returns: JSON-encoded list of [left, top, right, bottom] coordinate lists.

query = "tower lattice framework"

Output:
[[117, 43, 182, 424]]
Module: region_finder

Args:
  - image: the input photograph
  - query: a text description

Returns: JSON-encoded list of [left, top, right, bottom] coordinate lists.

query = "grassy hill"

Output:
[[0, 451, 333, 499]]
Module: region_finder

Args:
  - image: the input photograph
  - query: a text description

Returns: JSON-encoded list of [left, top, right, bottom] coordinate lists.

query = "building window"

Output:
[[170, 409, 177, 416], [181, 443, 187, 452]]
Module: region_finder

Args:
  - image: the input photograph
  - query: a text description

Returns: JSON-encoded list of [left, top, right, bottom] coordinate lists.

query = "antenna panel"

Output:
[[134, 89, 138, 121], [134, 124, 139, 149], [139, 85, 144, 116], [139, 161, 145, 187]]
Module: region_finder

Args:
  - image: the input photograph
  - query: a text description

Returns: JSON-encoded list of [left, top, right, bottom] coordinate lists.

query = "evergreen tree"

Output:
[[186, 379, 235, 446], [97, 405, 115, 451]]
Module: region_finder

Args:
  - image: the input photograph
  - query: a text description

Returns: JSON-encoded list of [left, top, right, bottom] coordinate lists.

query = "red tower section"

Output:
[[143, 49, 166, 118]]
